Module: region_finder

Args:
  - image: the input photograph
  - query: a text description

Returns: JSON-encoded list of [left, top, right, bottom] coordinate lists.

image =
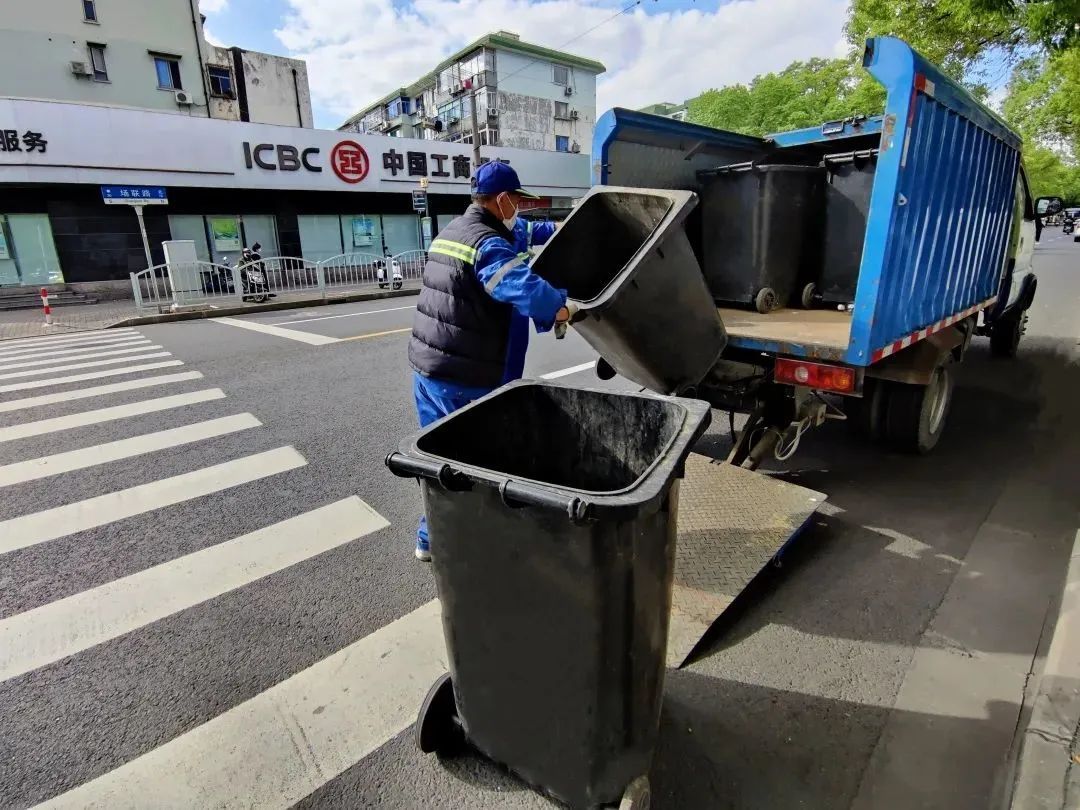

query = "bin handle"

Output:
[[384, 453, 473, 491], [498, 480, 591, 524]]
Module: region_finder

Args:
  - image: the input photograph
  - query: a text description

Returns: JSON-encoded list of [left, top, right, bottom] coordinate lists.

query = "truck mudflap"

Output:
[[668, 453, 826, 668]]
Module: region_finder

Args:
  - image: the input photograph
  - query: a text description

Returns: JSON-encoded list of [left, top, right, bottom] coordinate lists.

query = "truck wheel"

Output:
[[989, 312, 1026, 358], [846, 378, 886, 442], [755, 287, 778, 313], [883, 362, 954, 454]]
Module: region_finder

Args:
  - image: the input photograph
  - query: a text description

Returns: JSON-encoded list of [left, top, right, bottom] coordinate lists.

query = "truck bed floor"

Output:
[[718, 307, 853, 358]]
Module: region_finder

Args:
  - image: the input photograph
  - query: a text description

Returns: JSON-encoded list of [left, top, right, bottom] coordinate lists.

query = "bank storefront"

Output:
[[0, 98, 590, 290]]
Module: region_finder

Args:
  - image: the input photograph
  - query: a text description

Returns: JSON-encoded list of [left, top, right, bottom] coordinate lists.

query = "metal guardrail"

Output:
[[129, 252, 429, 312]]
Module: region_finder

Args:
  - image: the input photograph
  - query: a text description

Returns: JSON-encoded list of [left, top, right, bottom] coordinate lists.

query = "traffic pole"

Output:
[[40, 287, 52, 325]]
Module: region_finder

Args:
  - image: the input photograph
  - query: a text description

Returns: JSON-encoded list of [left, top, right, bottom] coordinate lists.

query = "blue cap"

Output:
[[472, 161, 539, 198]]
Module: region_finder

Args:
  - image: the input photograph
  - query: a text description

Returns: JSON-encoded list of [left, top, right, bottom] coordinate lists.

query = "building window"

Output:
[[87, 43, 108, 82], [82, 0, 98, 22], [555, 135, 570, 152], [554, 101, 569, 119], [154, 55, 183, 90], [553, 64, 569, 85], [207, 66, 233, 98]]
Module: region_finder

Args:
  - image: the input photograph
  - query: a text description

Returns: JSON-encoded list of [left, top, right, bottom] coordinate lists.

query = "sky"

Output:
[[199, 0, 852, 130]]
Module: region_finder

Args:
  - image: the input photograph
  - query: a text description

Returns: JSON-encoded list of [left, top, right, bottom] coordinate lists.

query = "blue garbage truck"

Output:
[[549, 36, 1059, 463]]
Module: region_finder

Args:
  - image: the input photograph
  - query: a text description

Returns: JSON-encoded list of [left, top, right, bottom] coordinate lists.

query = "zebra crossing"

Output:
[[0, 327, 446, 808]]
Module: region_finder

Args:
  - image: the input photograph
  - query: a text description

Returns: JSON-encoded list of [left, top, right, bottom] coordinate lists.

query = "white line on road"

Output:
[[0, 413, 260, 487], [0, 352, 171, 381], [540, 361, 596, 380], [0, 328, 137, 350], [0, 344, 162, 371], [0, 497, 388, 683], [274, 304, 416, 325], [0, 389, 226, 444], [37, 599, 445, 809], [0, 360, 184, 394], [213, 317, 341, 346], [0, 446, 307, 557], [0, 336, 149, 360], [0, 371, 204, 414]]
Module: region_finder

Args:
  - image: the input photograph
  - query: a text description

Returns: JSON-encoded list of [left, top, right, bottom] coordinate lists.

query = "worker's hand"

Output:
[[554, 302, 579, 339]]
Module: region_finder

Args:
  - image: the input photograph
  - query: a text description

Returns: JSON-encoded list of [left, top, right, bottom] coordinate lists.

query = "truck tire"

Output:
[[883, 362, 954, 454], [989, 312, 1026, 358], [846, 378, 886, 442]]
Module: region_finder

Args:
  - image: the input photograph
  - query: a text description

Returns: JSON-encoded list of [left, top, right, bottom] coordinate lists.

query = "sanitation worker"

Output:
[[408, 161, 569, 561]]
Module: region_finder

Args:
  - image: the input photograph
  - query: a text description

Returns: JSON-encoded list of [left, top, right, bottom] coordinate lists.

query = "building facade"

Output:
[[339, 32, 603, 155], [0, 0, 312, 127], [0, 97, 590, 289]]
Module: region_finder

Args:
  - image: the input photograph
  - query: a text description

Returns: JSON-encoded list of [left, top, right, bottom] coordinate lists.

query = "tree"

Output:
[[1002, 49, 1080, 155], [688, 58, 885, 137]]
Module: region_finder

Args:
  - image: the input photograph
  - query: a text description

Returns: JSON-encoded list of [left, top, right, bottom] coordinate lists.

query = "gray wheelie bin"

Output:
[[530, 186, 727, 395], [385, 380, 711, 810]]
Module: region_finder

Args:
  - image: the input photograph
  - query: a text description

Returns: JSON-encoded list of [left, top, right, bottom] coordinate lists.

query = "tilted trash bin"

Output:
[[386, 380, 711, 810]]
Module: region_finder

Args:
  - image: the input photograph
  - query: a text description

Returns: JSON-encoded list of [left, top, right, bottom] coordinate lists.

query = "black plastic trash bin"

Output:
[[815, 149, 878, 306], [530, 186, 726, 395], [700, 162, 825, 312], [385, 380, 711, 810]]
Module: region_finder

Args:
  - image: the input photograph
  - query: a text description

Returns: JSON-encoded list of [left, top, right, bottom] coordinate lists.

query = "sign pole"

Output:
[[470, 89, 481, 171], [133, 205, 153, 269]]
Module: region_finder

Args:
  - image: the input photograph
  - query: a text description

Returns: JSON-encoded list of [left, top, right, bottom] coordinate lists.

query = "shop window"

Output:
[[82, 0, 98, 22], [556, 135, 570, 152], [88, 43, 108, 82], [154, 55, 183, 90], [207, 66, 233, 98], [553, 64, 569, 85], [0, 215, 63, 287]]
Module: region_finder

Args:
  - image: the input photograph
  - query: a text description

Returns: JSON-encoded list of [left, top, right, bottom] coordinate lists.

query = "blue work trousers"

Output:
[[413, 372, 493, 544]]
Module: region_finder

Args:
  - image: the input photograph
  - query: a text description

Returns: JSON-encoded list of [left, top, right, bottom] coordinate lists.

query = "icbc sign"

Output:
[[330, 140, 369, 184], [241, 139, 370, 185]]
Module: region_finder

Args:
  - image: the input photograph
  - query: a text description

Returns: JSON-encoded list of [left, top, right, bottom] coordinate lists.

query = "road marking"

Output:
[[0, 328, 137, 350], [0, 497, 388, 683], [0, 389, 225, 444], [0, 446, 307, 557], [38, 599, 445, 809], [0, 351, 171, 381], [540, 361, 596, 380], [0, 413, 260, 487], [0, 360, 184, 394], [337, 327, 412, 343], [213, 317, 341, 346], [0, 336, 149, 360], [0, 371, 204, 414], [274, 304, 416, 325], [0, 344, 163, 371]]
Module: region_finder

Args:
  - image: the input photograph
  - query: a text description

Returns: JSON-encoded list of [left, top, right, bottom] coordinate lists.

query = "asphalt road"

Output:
[[0, 232, 1077, 809]]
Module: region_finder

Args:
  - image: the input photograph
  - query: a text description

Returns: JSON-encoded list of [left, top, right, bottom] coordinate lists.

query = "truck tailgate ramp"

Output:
[[669, 454, 826, 668]]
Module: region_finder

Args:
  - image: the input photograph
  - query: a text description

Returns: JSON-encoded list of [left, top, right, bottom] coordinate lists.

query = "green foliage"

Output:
[[1023, 147, 1080, 204], [687, 58, 885, 137], [1002, 49, 1080, 156]]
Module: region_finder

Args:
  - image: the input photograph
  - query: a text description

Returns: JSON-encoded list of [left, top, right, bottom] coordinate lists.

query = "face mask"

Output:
[[498, 194, 518, 229]]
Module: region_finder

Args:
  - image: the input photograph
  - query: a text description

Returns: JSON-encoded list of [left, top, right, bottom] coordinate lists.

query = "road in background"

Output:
[[1, 236, 1076, 808]]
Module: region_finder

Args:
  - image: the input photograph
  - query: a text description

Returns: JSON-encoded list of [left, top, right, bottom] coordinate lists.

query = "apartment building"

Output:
[[339, 31, 604, 154]]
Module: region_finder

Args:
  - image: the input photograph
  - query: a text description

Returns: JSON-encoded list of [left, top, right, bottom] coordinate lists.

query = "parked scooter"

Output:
[[376, 251, 403, 290], [201, 256, 235, 295], [239, 243, 274, 303]]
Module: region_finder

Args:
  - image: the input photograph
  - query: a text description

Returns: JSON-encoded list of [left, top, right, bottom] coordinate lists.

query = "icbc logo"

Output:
[[331, 140, 369, 184]]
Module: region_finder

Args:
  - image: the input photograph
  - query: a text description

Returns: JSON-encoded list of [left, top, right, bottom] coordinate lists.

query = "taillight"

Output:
[[774, 358, 856, 394]]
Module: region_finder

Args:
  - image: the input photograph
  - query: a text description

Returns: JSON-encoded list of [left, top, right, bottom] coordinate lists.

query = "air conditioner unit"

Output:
[[487, 108, 498, 117], [570, 142, 581, 153], [569, 109, 579, 120], [70, 61, 92, 77], [452, 83, 463, 95], [563, 86, 574, 97], [174, 89, 193, 105]]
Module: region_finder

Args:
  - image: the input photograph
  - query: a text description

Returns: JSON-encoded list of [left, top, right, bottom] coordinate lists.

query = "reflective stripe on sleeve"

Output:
[[483, 252, 529, 293]]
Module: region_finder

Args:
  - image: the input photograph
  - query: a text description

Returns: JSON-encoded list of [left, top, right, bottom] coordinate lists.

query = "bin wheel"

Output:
[[754, 287, 778, 314], [800, 282, 817, 309], [415, 673, 461, 754], [619, 776, 651, 810], [596, 357, 617, 381]]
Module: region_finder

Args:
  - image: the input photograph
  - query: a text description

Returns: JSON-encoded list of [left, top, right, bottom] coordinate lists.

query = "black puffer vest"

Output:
[[409, 205, 515, 388]]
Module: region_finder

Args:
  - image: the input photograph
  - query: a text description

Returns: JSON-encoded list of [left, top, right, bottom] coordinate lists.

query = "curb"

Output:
[[1009, 529, 1080, 810], [107, 288, 419, 328]]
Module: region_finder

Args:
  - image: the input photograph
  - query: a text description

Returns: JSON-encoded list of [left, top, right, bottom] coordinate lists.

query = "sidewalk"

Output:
[[0, 287, 420, 341], [1008, 529, 1080, 810]]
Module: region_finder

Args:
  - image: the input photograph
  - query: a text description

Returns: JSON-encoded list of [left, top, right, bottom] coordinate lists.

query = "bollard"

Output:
[[40, 287, 52, 325]]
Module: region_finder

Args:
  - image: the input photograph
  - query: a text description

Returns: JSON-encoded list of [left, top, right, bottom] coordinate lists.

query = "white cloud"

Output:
[[203, 26, 225, 47], [276, 0, 849, 126], [199, 0, 229, 12]]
